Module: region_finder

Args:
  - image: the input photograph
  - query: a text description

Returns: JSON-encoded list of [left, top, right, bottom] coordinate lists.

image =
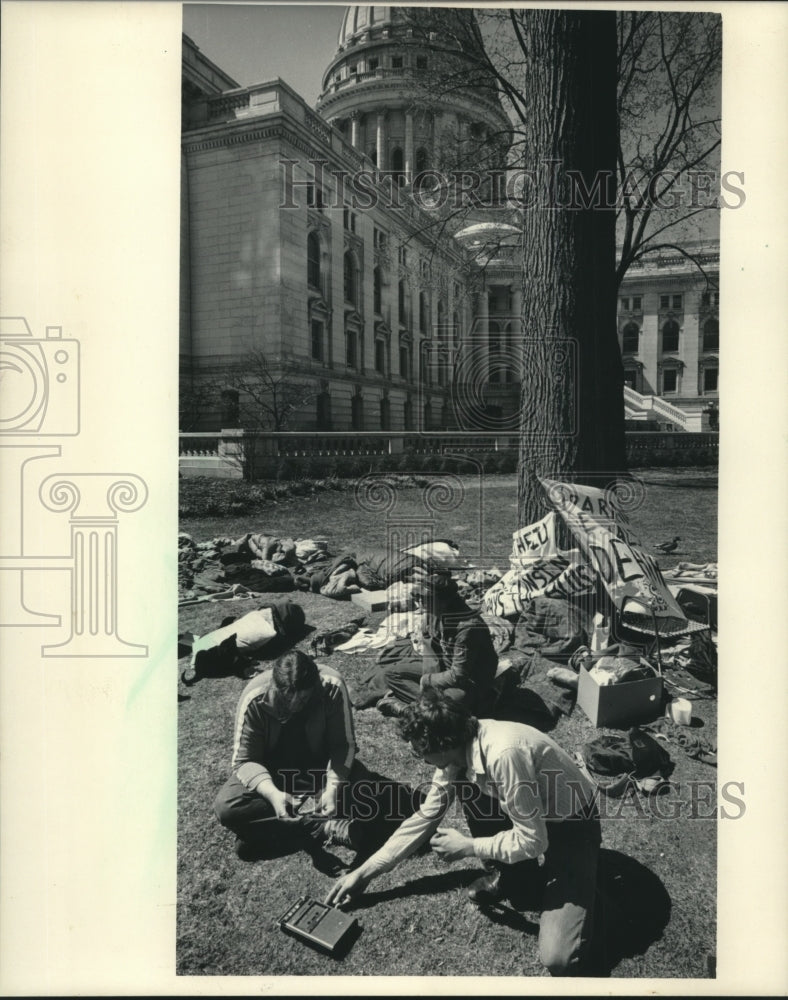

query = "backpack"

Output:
[[581, 727, 673, 795]]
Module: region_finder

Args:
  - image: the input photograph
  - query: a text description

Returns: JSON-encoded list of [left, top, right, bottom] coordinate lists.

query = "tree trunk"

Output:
[[517, 11, 625, 525]]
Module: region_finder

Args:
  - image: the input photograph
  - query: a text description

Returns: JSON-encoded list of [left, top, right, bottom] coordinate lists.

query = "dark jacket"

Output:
[[231, 665, 356, 790], [420, 606, 498, 694]]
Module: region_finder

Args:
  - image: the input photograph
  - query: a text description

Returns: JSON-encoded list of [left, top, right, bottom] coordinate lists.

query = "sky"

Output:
[[183, 2, 347, 105]]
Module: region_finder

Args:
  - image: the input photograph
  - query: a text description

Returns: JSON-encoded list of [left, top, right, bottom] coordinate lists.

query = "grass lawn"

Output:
[[177, 468, 718, 979]]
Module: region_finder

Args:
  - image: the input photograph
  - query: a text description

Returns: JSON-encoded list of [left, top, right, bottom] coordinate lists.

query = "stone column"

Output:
[[39, 473, 148, 657], [376, 111, 387, 171], [404, 111, 414, 183], [350, 112, 360, 148]]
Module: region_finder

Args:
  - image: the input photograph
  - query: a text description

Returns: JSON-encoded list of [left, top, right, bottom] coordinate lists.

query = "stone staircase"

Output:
[[623, 386, 689, 430]]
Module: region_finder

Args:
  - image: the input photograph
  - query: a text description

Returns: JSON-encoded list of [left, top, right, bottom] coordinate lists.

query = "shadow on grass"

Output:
[[350, 869, 481, 909], [588, 848, 672, 977]]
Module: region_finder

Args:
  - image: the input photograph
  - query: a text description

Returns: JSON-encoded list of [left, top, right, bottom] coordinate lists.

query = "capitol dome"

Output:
[[315, 5, 511, 180]]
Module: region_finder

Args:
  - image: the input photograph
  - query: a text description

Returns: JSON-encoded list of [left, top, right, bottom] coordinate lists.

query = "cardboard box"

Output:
[[350, 590, 389, 613], [576, 665, 664, 728]]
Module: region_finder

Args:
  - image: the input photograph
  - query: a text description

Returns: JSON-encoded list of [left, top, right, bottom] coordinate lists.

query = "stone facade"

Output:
[[180, 8, 719, 435]]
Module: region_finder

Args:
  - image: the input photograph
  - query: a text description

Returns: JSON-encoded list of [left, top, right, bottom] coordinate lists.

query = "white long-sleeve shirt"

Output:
[[359, 720, 597, 879]]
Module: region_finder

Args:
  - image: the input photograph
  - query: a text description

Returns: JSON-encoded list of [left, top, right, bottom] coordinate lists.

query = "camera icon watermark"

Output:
[[0, 315, 147, 657], [0, 317, 79, 435]]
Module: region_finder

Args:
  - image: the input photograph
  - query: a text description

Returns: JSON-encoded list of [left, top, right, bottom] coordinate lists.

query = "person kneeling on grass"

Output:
[[325, 690, 602, 978], [214, 649, 419, 861]]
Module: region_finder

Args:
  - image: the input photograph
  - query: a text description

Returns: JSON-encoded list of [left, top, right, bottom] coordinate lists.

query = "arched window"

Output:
[[703, 318, 719, 352], [662, 319, 680, 353], [307, 231, 321, 290], [622, 322, 639, 354], [373, 267, 382, 314], [344, 251, 358, 306]]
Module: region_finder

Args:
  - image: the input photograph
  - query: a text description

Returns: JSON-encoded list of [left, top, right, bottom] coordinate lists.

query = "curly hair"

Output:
[[398, 689, 479, 755]]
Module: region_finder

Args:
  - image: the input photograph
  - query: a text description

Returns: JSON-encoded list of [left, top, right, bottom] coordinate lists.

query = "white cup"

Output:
[[669, 697, 692, 726]]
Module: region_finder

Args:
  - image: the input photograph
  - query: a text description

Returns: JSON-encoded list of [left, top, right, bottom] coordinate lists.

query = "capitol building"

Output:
[[180, 5, 719, 439]]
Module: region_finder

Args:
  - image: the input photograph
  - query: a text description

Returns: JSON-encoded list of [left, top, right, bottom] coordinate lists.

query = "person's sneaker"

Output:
[[377, 691, 406, 718], [467, 867, 505, 906]]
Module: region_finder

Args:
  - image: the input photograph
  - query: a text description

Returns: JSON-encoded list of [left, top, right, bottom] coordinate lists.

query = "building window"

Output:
[[311, 319, 323, 362], [701, 290, 720, 308], [398, 279, 409, 325], [346, 329, 357, 369], [452, 310, 461, 346], [379, 396, 390, 430], [391, 55, 403, 69], [373, 267, 382, 314], [619, 297, 630, 311], [368, 57, 379, 73], [419, 291, 429, 333], [423, 400, 432, 429], [316, 390, 331, 429], [306, 183, 326, 210], [703, 367, 718, 393], [662, 319, 680, 353], [703, 318, 719, 351], [662, 369, 678, 394], [403, 397, 413, 429], [351, 392, 364, 430], [398, 245, 408, 267], [672, 294, 683, 310], [344, 251, 358, 305], [622, 322, 639, 354], [632, 295, 642, 311], [416, 56, 428, 70], [343, 207, 356, 232], [659, 294, 670, 310], [307, 231, 321, 290], [624, 369, 638, 391], [399, 338, 410, 379], [374, 227, 387, 250], [375, 338, 385, 374]]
